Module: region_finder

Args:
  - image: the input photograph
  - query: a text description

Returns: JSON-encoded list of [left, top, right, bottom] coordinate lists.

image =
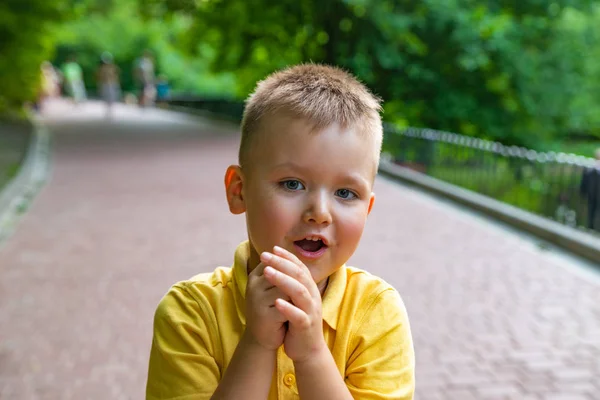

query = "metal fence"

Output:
[[166, 96, 245, 122], [383, 125, 600, 233], [165, 96, 600, 234]]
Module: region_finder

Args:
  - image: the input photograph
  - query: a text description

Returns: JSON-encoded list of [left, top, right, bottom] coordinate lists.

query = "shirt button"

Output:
[[283, 373, 295, 387]]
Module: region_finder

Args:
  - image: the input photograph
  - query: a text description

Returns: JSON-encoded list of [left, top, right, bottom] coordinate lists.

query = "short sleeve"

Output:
[[146, 285, 220, 400], [345, 289, 415, 399]]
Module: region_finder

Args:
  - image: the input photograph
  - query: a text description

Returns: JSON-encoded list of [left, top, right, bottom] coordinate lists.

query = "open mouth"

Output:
[[293, 237, 328, 258]]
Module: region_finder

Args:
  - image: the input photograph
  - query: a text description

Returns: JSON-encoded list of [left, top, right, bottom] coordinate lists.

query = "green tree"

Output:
[[0, 0, 72, 115], [145, 0, 597, 149], [53, 0, 236, 96], [559, 4, 600, 138]]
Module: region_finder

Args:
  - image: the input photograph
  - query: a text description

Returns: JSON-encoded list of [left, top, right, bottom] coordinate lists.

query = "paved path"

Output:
[[1, 100, 599, 400]]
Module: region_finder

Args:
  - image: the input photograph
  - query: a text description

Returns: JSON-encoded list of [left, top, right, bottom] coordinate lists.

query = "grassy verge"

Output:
[[384, 133, 593, 229], [0, 121, 31, 193]]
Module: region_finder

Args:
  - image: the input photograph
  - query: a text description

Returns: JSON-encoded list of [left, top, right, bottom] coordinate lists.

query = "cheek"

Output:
[[335, 205, 369, 247], [252, 191, 294, 222], [246, 189, 299, 245]]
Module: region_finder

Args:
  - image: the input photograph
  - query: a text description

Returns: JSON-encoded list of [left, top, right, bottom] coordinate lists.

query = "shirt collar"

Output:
[[231, 240, 347, 330], [320, 265, 346, 330], [232, 241, 250, 325]]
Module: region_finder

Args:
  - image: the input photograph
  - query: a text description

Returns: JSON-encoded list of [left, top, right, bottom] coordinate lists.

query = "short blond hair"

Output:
[[239, 64, 383, 168]]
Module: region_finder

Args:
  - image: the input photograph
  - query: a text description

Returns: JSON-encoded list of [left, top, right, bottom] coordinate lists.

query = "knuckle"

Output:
[[294, 265, 305, 280], [298, 317, 311, 330], [294, 285, 306, 298]]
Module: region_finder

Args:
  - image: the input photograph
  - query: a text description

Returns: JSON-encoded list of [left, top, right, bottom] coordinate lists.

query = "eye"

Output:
[[335, 189, 358, 200], [281, 180, 305, 191]]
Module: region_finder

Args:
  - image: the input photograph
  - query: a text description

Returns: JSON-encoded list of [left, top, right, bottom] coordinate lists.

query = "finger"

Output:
[[273, 247, 317, 290], [247, 270, 275, 296], [249, 272, 291, 302], [261, 252, 319, 298], [275, 298, 309, 328], [270, 305, 289, 323], [248, 276, 292, 311], [261, 252, 304, 281], [264, 285, 291, 304], [264, 266, 313, 312], [260, 251, 308, 283], [272, 246, 303, 266]]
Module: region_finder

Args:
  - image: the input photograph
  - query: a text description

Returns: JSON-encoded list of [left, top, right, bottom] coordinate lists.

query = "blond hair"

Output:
[[239, 64, 383, 167]]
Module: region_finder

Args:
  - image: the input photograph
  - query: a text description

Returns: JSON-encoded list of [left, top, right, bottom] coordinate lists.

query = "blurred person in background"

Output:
[[580, 148, 600, 231], [96, 52, 121, 119], [61, 54, 86, 104], [123, 92, 138, 105], [155, 74, 170, 107], [37, 61, 61, 112], [134, 49, 156, 108]]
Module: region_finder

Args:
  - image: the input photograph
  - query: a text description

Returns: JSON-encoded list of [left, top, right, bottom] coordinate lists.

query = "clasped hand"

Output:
[[245, 246, 325, 362]]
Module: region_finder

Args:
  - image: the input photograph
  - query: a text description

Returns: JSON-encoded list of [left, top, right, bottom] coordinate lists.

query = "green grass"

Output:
[[385, 134, 591, 228], [0, 122, 30, 192], [427, 163, 581, 217]]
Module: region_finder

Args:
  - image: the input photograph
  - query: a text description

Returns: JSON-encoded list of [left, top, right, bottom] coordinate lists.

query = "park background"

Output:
[[2, 0, 600, 154], [2, 1, 600, 399]]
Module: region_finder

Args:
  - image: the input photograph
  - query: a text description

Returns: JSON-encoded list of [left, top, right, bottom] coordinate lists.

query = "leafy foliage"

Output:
[[53, 0, 236, 96], [3, 0, 600, 154], [0, 0, 236, 115], [145, 0, 600, 150], [0, 0, 73, 114]]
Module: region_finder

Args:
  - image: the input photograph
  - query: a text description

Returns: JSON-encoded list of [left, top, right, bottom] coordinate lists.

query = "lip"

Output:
[[295, 234, 330, 247], [293, 242, 328, 260]]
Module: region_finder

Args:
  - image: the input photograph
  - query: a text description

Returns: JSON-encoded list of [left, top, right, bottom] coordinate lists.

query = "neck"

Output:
[[317, 277, 329, 297], [247, 244, 261, 275]]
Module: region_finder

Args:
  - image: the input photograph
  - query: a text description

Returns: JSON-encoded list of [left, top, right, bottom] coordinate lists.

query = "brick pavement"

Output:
[[1, 100, 599, 399]]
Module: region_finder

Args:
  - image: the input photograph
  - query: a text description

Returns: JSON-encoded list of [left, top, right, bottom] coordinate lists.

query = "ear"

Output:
[[224, 165, 246, 215], [367, 192, 375, 215]]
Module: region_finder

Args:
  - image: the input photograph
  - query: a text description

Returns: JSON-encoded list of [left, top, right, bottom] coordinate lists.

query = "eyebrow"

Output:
[[338, 173, 371, 191], [271, 162, 310, 173]]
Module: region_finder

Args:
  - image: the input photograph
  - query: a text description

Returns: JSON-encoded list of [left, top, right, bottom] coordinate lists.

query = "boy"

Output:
[[146, 64, 415, 399]]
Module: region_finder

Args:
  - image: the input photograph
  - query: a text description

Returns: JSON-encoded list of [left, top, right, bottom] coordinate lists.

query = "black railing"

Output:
[[165, 97, 600, 233], [166, 95, 245, 122], [383, 125, 600, 233]]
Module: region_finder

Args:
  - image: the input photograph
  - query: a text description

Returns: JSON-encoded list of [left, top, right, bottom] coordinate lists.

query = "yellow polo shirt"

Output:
[[146, 241, 415, 399]]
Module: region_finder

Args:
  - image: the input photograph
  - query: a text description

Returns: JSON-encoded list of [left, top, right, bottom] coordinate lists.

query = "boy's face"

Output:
[[226, 112, 377, 289]]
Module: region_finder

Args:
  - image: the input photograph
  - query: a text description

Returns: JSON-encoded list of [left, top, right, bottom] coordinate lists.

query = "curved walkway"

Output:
[[1, 100, 599, 399]]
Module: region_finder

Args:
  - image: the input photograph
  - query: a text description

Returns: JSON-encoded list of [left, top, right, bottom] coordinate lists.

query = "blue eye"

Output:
[[281, 180, 305, 191], [336, 189, 358, 199]]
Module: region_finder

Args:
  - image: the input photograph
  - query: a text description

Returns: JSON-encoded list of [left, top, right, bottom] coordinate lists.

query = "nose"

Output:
[[303, 190, 332, 225]]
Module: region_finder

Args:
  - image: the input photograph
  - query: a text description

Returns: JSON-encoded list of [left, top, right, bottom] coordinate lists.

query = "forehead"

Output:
[[247, 112, 378, 179]]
